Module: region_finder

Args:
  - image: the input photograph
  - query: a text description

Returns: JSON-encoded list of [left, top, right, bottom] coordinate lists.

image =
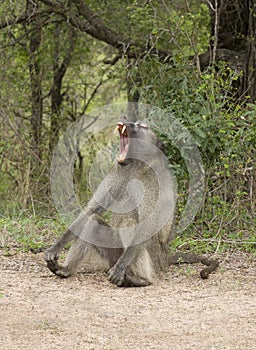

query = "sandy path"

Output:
[[0, 252, 255, 350]]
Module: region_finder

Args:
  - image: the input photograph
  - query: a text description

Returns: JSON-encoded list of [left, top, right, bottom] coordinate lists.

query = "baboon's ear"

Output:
[[149, 130, 166, 152], [154, 135, 165, 153], [157, 138, 166, 153]]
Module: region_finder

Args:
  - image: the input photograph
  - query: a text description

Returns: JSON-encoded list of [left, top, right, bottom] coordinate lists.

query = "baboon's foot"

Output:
[[108, 264, 152, 287], [54, 267, 72, 278], [46, 259, 71, 278], [124, 274, 152, 287]]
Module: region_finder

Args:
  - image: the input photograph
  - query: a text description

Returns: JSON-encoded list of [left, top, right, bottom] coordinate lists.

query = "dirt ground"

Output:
[[0, 251, 255, 350]]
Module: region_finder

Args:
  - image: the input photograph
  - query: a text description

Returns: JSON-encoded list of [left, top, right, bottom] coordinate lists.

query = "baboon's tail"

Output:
[[169, 252, 219, 279]]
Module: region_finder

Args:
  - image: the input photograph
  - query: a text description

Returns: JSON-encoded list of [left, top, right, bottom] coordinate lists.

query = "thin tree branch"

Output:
[[38, 0, 171, 60], [212, 0, 219, 64], [103, 54, 122, 65], [0, 8, 52, 30], [1, 0, 171, 61]]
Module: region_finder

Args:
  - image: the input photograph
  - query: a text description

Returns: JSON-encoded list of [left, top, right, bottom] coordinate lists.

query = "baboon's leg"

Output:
[[44, 209, 93, 269], [86, 214, 124, 268], [94, 245, 124, 268], [45, 212, 124, 277], [56, 243, 122, 278], [44, 211, 99, 274], [124, 249, 154, 287], [48, 238, 124, 278], [109, 244, 154, 287]]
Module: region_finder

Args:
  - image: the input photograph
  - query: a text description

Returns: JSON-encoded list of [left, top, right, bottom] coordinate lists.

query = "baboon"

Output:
[[45, 117, 218, 286]]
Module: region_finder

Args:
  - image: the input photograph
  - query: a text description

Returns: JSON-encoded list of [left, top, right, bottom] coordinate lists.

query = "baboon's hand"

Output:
[[108, 263, 126, 286], [44, 249, 71, 277], [44, 249, 58, 263], [44, 249, 60, 274]]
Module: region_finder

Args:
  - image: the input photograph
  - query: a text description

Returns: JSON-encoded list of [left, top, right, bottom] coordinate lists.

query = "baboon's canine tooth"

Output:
[[114, 126, 119, 134], [122, 125, 127, 134]]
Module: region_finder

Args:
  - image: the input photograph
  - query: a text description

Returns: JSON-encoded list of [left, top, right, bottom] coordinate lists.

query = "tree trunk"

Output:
[[126, 58, 140, 122], [205, 0, 256, 102], [208, 0, 248, 52], [28, 0, 43, 161], [243, 0, 256, 102], [49, 25, 77, 154]]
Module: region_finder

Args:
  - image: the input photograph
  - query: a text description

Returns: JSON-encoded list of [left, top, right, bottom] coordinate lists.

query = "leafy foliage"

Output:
[[0, 0, 255, 253], [132, 46, 255, 252]]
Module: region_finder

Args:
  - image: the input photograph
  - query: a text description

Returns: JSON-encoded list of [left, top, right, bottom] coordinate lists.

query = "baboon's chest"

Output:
[[108, 162, 159, 227]]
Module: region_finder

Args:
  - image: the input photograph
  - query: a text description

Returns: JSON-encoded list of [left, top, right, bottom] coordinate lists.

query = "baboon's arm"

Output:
[[45, 179, 118, 266]]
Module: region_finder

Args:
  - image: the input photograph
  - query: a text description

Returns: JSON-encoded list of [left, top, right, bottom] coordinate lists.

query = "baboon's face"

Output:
[[114, 116, 163, 165]]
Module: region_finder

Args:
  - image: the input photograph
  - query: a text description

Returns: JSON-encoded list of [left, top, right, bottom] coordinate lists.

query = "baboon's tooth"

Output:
[[114, 126, 119, 134], [122, 125, 127, 134]]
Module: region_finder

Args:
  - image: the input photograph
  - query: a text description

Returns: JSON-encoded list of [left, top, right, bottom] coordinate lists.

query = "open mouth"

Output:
[[114, 122, 129, 164]]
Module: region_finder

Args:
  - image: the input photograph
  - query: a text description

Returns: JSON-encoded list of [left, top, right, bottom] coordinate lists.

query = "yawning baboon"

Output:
[[45, 116, 218, 286]]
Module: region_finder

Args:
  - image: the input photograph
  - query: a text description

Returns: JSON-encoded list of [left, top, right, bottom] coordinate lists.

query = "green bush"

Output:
[[136, 57, 256, 252]]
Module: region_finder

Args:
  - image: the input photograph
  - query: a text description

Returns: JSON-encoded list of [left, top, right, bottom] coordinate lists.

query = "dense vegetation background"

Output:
[[0, 0, 255, 254]]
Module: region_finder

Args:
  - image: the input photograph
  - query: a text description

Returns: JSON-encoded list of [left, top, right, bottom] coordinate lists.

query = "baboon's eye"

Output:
[[140, 122, 149, 129]]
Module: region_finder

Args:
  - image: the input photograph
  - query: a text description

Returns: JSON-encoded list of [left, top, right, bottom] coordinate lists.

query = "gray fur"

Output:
[[45, 118, 176, 286]]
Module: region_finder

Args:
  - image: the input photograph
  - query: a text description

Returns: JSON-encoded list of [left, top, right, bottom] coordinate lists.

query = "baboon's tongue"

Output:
[[117, 133, 129, 163], [115, 123, 129, 163]]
